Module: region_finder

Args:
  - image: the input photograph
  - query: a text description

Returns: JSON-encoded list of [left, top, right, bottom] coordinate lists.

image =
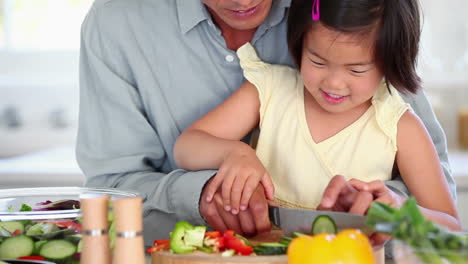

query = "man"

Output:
[[77, 0, 454, 246]]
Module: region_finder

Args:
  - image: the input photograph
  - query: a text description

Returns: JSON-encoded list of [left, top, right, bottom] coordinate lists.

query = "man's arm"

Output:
[[388, 90, 456, 200], [77, 6, 215, 245]]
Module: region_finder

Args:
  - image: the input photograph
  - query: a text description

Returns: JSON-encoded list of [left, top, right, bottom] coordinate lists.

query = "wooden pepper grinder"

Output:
[[112, 197, 145, 264], [80, 194, 111, 264]]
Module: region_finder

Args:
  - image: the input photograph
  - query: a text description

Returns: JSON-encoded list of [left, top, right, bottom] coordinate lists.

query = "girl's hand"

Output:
[[348, 179, 406, 247], [204, 146, 275, 215], [348, 179, 406, 209]]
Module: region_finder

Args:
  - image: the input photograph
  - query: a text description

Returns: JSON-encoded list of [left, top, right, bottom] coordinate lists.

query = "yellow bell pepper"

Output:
[[287, 229, 374, 264]]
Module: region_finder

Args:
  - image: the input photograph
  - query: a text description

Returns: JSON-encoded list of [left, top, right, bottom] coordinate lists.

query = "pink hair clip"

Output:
[[312, 0, 320, 21]]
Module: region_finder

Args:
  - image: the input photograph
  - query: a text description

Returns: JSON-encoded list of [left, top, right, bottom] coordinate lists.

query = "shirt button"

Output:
[[225, 54, 235, 62]]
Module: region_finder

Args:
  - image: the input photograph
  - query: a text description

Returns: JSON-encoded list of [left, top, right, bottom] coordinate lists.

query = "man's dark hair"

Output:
[[287, 0, 422, 94]]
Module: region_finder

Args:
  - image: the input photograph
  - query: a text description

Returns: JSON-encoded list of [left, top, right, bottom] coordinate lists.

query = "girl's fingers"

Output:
[[320, 175, 350, 208], [349, 179, 388, 197], [230, 175, 248, 215], [205, 173, 224, 202], [364, 180, 388, 196], [348, 178, 367, 191], [261, 173, 275, 201], [221, 172, 236, 212], [348, 191, 373, 215], [240, 176, 261, 212]]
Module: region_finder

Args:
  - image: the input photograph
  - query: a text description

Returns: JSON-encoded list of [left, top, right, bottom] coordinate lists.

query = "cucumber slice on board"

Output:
[[0, 235, 34, 259], [39, 239, 76, 261], [311, 215, 337, 235]]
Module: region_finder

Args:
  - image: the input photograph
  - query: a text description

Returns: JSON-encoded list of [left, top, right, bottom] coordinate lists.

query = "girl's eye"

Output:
[[310, 59, 324, 66], [351, 69, 369, 74]]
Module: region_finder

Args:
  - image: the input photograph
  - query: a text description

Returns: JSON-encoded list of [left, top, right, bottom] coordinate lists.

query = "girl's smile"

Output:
[[321, 90, 349, 105]]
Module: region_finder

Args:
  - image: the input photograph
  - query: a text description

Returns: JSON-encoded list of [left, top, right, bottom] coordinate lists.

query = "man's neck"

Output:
[[222, 29, 256, 51], [209, 12, 257, 51]]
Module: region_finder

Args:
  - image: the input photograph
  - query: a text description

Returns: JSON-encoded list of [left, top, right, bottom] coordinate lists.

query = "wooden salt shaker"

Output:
[[112, 197, 145, 264], [80, 194, 111, 264]]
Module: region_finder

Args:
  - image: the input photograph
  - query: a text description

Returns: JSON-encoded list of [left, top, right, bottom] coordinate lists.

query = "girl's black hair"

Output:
[[287, 0, 422, 94]]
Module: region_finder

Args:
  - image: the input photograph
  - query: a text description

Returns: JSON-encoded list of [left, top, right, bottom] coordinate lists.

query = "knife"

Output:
[[268, 206, 372, 236]]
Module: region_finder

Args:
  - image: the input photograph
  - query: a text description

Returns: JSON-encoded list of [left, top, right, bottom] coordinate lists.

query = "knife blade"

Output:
[[269, 206, 372, 236]]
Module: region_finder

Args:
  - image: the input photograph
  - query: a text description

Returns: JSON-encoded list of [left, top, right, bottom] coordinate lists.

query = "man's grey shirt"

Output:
[[77, 0, 455, 245]]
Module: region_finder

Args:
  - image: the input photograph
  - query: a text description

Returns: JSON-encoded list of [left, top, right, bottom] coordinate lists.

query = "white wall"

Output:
[[0, 51, 79, 157]]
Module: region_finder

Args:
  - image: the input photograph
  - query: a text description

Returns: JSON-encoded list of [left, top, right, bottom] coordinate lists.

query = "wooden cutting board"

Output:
[[152, 229, 286, 264], [151, 229, 385, 264]]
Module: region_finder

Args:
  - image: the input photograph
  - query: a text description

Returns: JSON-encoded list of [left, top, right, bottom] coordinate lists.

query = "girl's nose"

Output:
[[323, 72, 346, 91]]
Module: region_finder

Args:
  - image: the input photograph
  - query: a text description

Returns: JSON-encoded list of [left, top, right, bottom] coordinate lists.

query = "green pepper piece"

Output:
[[170, 221, 196, 254]]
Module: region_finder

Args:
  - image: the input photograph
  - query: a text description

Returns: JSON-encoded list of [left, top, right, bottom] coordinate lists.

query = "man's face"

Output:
[[202, 0, 273, 31]]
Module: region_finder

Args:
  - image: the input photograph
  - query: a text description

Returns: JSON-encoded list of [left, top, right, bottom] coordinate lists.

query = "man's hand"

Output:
[[200, 179, 271, 236]]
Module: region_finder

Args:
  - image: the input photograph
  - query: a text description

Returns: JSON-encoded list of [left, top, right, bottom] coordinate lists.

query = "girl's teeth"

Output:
[[327, 93, 343, 98]]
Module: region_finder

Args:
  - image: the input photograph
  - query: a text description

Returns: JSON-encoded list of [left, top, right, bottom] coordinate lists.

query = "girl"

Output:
[[174, 0, 460, 230]]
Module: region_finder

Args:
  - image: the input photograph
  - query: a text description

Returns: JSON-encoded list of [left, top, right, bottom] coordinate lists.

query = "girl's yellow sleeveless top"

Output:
[[237, 43, 410, 209]]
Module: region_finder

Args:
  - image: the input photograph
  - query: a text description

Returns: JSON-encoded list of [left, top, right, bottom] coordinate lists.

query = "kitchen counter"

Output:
[[0, 145, 83, 188]]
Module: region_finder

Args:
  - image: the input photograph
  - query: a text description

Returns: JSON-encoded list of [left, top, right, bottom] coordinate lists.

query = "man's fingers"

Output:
[[369, 232, 392, 247], [214, 193, 243, 234], [349, 191, 373, 215], [320, 175, 348, 208], [238, 210, 256, 236], [249, 185, 271, 234], [200, 193, 227, 231], [261, 172, 275, 201]]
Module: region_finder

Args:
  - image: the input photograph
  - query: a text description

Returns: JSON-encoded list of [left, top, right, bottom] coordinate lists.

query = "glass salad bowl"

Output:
[[0, 187, 139, 264], [392, 236, 468, 264]]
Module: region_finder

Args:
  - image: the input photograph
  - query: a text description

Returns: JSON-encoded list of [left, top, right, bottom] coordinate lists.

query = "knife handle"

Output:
[[268, 206, 281, 227]]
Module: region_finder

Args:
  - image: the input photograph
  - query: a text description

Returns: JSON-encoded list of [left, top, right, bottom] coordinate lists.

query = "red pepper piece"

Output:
[[147, 242, 170, 254], [12, 229, 21, 236], [223, 230, 253, 255], [18, 256, 46, 260], [153, 239, 170, 246], [204, 231, 222, 238]]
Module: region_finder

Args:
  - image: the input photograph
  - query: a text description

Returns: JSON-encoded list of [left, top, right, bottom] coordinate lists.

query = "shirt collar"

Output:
[[177, 0, 291, 35], [177, 0, 210, 34]]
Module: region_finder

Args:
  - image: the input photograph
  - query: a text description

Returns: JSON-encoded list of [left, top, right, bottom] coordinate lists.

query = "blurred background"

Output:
[[0, 0, 467, 229]]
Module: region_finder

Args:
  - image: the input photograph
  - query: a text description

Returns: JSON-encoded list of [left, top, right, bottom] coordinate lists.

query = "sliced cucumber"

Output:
[[311, 215, 337, 235], [292, 231, 308, 237], [0, 235, 34, 259], [254, 242, 287, 255], [0, 221, 24, 234], [39, 239, 76, 261], [34, 240, 48, 255]]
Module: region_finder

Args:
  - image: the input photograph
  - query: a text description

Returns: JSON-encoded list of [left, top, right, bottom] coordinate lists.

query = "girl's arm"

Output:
[[396, 110, 461, 231], [174, 81, 260, 170]]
